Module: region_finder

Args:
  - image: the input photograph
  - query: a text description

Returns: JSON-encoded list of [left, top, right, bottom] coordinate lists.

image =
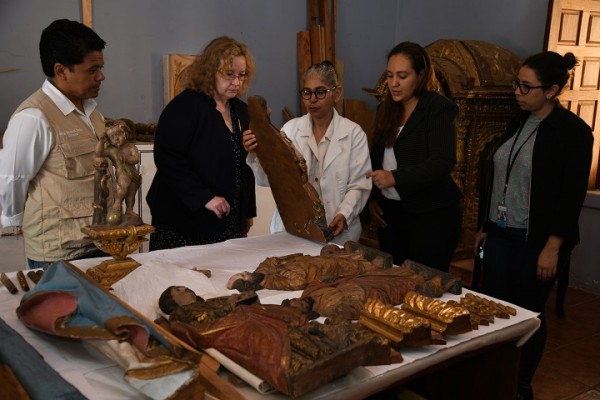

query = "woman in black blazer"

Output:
[[474, 51, 593, 400], [367, 41, 463, 272], [147, 37, 257, 250]]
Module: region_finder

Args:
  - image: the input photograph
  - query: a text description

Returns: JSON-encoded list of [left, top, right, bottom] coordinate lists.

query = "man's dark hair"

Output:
[[39, 19, 106, 77]]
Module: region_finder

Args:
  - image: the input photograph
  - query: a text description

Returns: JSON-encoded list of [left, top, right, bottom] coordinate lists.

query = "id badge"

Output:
[[497, 204, 508, 228]]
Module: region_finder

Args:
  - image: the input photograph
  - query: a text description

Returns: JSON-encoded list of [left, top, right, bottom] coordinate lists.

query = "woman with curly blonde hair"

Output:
[[147, 36, 257, 250]]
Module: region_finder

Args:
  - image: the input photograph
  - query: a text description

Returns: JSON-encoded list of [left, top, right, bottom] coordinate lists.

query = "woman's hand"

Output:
[[329, 213, 347, 237], [243, 218, 254, 236], [473, 228, 487, 255], [366, 170, 395, 190], [242, 129, 257, 153], [205, 196, 230, 219], [368, 200, 387, 228], [537, 235, 563, 281]]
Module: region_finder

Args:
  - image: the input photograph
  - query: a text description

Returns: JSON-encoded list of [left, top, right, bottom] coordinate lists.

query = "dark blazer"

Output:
[[480, 105, 593, 247], [370, 91, 463, 213], [147, 89, 256, 238]]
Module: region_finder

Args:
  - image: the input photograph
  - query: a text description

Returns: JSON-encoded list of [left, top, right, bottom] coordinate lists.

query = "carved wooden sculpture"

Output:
[[247, 95, 333, 242]]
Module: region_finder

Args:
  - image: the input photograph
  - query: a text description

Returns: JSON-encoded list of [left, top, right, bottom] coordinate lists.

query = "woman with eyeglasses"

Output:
[[147, 36, 257, 250], [243, 61, 372, 244], [474, 51, 593, 400], [366, 41, 463, 272]]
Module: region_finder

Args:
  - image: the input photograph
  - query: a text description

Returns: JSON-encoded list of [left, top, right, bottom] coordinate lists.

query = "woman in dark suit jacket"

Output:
[[147, 37, 256, 250], [474, 51, 593, 400], [367, 41, 463, 272]]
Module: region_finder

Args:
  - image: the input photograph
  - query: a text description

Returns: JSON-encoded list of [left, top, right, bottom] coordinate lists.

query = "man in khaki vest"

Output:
[[0, 19, 108, 269]]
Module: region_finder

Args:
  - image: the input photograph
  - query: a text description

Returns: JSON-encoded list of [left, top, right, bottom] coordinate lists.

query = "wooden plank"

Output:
[[320, 0, 332, 61], [308, 0, 320, 27], [343, 99, 376, 145], [332, 0, 337, 64], [248, 96, 332, 242], [0, 364, 30, 400], [310, 25, 323, 64], [335, 59, 345, 115], [283, 106, 295, 123], [81, 0, 93, 28], [297, 30, 312, 114]]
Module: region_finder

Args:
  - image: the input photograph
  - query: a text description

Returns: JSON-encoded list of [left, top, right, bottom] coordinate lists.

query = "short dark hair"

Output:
[[39, 19, 106, 77], [522, 51, 577, 96]]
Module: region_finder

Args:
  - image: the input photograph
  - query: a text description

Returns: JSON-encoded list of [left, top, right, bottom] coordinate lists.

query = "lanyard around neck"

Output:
[[503, 122, 538, 201]]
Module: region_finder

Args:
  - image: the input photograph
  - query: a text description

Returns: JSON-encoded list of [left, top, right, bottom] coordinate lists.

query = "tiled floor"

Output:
[[533, 287, 600, 400]]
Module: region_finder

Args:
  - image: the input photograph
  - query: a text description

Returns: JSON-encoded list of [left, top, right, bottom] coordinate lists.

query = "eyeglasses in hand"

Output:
[[219, 70, 247, 82], [512, 79, 546, 94], [299, 87, 336, 100]]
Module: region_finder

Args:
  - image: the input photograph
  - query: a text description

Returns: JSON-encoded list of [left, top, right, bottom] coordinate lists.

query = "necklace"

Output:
[[217, 101, 233, 132]]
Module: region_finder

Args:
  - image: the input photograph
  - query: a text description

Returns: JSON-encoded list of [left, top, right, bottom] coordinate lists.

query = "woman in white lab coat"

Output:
[[243, 61, 372, 244]]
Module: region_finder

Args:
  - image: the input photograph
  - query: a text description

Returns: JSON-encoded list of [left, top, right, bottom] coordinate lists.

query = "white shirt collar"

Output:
[[41, 79, 98, 117], [302, 108, 338, 140]]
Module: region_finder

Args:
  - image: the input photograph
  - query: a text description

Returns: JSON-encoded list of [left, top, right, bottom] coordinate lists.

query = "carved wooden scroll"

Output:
[[247, 96, 333, 242]]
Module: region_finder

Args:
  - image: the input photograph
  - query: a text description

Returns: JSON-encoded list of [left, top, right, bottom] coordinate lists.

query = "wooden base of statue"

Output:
[[81, 223, 155, 289]]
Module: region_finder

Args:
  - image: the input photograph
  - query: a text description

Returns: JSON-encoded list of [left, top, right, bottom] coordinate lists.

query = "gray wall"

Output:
[[6, 0, 598, 294], [1, 0, 549, 129]]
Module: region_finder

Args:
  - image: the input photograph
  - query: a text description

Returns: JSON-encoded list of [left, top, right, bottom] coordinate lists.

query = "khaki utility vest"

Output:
[[15, 89, 104, 261]]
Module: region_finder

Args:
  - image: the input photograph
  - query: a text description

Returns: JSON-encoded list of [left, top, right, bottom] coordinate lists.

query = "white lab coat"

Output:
[[248, 109, 372, 244]]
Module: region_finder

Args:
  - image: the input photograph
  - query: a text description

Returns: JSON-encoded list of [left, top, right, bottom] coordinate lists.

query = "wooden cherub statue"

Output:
[[93, 119, 142, 226]]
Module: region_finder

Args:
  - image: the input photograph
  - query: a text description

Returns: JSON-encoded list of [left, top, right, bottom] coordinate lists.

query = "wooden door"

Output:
[[546, 0, 600, 188]]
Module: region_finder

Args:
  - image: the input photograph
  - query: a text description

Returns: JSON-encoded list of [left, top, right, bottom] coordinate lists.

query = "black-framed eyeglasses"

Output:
[[219, 70, 247, 82], [299, 87, 336, 100], [512, 79, 546, 94]]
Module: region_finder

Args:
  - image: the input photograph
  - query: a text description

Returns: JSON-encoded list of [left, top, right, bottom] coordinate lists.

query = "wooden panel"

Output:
[[319, 0, 333, 61], [247, 96, 332, 242], [580, 58, 600, 88], [297, 31, 312, 115], [577, 100, 598, 129], [559, 10, 582, 44], [310, 25, 324, 63], [343, 99, 375, 144], [587, 12, 600, 43], [547, 0, 600, 188], [335, 59, 344, 115], [82, 0, 93, 28], [162, 54, 197, 106]]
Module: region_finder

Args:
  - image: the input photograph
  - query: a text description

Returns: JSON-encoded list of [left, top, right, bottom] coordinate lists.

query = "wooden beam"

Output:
[[82, 0, 93, 28], [297, 30, 312, 114], [308, 0, 319, 27], [310, 25, 323, 64], [319, 0, 332, 61], [331, 0, 337, 64]]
